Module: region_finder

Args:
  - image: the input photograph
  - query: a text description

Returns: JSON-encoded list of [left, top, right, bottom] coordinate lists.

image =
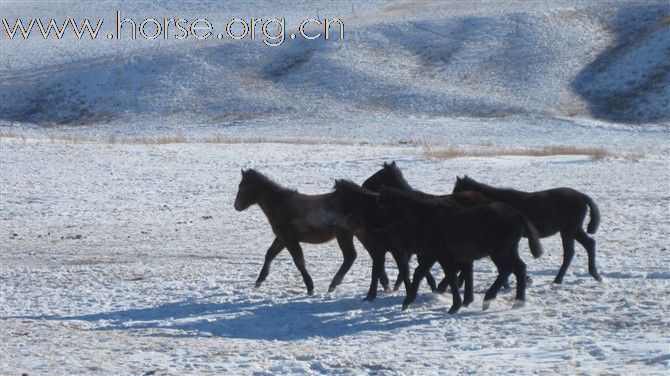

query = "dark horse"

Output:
[[234, 169, 388, 295], [332, 179, 457, 302], [362, 161, 491, 292], [378, 187, 544, 313], [453, 176, 601, 284]]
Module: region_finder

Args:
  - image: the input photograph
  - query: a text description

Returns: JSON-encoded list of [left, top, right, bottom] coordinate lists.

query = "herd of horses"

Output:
[[234, 162, 602, 313]]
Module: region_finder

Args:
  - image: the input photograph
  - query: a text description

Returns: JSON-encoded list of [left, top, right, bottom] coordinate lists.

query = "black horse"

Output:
[[332, 179, 459, 301], [378, 187, 544, 313], [362, 161, 491, 292], [234, 169, 389, 295], [453, 176, 601, 284]]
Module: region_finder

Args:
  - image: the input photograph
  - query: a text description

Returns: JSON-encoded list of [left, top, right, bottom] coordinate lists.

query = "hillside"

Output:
[[0, 1, 668, 128]]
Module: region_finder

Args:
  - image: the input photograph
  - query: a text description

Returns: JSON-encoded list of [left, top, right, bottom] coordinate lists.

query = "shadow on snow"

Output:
[[6, 294, 458, 341]]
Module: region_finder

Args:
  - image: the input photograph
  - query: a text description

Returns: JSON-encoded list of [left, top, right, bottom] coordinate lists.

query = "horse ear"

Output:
[[391, 161, 397, 166]]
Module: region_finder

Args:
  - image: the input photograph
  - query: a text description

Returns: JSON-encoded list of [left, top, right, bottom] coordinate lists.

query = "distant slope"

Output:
[[571, 4, 670, 124], [0, 0, 668, 126]]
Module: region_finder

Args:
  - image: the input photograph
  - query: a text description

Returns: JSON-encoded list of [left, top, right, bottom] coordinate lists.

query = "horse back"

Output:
[[436, 202, 524, 261], [447, 190, 491, 207], [273, 192, 356, 242], [488, 187, 590, 236]]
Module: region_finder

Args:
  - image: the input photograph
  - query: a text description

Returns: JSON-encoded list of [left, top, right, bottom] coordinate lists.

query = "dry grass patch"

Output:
[[423, 145, 613, 161], [0, 132, 646, 162], [0, 131, 426, 147], [122, 135, 188, 145]]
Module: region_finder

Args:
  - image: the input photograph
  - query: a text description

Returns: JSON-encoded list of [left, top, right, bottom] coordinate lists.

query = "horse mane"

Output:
[[244, 169, 296, 195], [382, 186, 442, 209], [334, 179, 374, 196], [462, 176, 520, 195], [461, 176, 488, 189], [382, 162, 413, 191]]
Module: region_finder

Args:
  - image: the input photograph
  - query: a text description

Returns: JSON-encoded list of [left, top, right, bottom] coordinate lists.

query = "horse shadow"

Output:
[[13, 294, 448, 341]]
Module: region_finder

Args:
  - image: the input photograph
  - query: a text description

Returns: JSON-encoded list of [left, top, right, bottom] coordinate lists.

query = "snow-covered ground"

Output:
[[1, 132, 668, 375]]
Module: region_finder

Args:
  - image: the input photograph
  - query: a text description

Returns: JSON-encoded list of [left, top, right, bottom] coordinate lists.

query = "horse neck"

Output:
[[466, 181, 503, 199], [254, 180, 293, 216], [388, 171, 414, 191], [345, 186, 377, 217], [392, 194, 430, 232]]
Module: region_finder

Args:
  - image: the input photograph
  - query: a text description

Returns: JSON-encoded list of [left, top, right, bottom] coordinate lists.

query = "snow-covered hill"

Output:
[[1, 0, 668, 128]]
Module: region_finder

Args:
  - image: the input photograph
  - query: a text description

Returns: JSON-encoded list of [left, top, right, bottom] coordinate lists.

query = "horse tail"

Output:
[[583, 194, 600, 234], [521, 214, 543, 258]]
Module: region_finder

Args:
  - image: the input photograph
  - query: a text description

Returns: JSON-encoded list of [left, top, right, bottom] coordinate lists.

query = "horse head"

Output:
[[234, 169, 260, 211]]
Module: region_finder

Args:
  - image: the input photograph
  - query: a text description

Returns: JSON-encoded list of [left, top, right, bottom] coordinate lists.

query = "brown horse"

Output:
[[234, 169, 387, 295], [453, 176, 601, 283]]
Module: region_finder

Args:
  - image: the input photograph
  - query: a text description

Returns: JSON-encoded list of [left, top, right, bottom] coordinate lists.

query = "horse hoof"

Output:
[[382, 284, 391, 292], [512, 299, 525, 309], [363, 295, 376, 302], [592, 273, 603, 282], [463, 299, 473, 307], [448, 307, 460, 314], [307, 289, 314, 296], [482, 300, 491, 311], [254, 280, 263, 288], [553, 276, 564, 284], [402, 303, 410, 311], [327, 285, 336, 293]]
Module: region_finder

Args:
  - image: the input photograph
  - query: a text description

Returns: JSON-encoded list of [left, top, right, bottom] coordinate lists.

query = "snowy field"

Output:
[[1, 0, 670, 374], [1, 130, 668, 375]]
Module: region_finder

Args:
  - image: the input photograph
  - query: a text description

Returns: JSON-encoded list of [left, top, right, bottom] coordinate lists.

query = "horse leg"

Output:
[[511, 250, 528, 309], [391, 251, 411, 292], [255, 237, 285, 288], [458, 270, 466, 288], [364, 251, 385, 302], [436, 258, 462, 314], [402, 256, 436, 310], [462, 262, 474, 307], [554, 230, 576, 284], [437, 276, 449, 294], [286, 241, 314, 295], [357, 232, 390, 291], [575, 229, 602, 282], [438, 262, 472, 298], [392, 252, 410, 291], [418, 253, 438, 292], [483, 257, 512, 311], [328, 233, 358, 292], [425, 270, 438, 292]]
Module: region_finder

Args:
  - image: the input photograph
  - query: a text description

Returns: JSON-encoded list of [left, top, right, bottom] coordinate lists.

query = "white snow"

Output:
[[1, 135, 668, 375]]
